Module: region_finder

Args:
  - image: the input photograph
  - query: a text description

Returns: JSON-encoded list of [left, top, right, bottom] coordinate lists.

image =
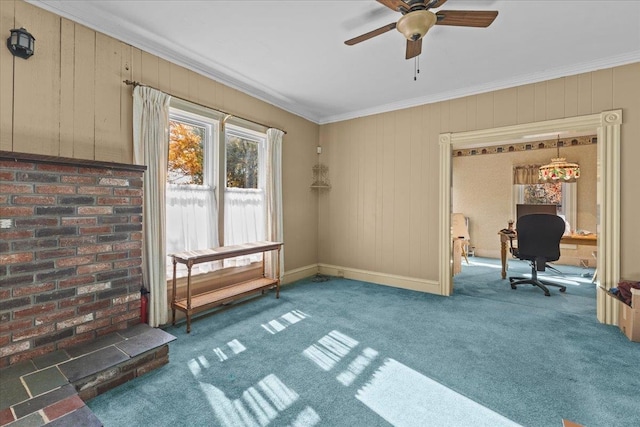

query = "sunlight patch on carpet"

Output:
[[337, 347, 379, 386], [510, 273, 589, 287], [198, 374, 315, 427], [356, 358, 522, 427], [213, 339, 247, 362], [288, 406, 321, 427], [303, 330, 359, 371], [468, 260, 504, 269], [262, 310, 310, 334]]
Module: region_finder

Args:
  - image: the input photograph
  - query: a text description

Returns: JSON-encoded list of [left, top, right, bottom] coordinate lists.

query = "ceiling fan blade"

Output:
[[376, 0, 410, 13], [345, 22, 397, 46], [425, 0, 448, 9], [435, 10, 498, 27], [406, 39, 422, 59]]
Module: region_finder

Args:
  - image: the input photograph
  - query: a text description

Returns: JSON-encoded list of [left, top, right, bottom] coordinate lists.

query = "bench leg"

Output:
[[172, 307, 176, 326], [186, 314, 191, 334]]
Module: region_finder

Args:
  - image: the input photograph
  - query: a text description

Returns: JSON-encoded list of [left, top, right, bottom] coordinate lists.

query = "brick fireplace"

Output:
[[0, 152, 147, 368]]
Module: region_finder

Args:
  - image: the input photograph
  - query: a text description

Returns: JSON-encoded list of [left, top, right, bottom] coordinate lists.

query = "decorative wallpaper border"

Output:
[[452, 135, 597, 157]]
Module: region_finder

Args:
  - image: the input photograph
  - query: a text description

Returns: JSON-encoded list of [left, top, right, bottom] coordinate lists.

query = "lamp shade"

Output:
[[539, 158, 580, 182], [397, 10, 437, 41]]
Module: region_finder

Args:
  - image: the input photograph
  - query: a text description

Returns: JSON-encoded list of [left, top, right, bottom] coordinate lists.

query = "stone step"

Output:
[[0, 324, 175, 426]]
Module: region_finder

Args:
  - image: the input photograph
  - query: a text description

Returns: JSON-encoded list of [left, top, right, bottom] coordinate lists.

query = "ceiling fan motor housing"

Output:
[[397, 10, 437, 41]]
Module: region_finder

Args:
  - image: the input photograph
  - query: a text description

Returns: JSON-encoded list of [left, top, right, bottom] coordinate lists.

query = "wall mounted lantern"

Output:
[[7, 28, 35, 59]]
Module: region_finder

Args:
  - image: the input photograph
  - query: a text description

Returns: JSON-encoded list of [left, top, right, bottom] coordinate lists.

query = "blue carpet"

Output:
[[454, 257, 597, 316], [88, 263, 639, 427]]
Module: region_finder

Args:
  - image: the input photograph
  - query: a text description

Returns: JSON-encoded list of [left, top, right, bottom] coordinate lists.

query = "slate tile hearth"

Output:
[[12, 385, 76, 420], [116, 327, 175, 358], [46, 406, 98, 427], [0, 377, 29, 410], [64, 334, 124, 359], [22, 367, 68, 398], [0, 324, 176, 426], [58, 346, 130, 383], [31, 352, 70, 371]]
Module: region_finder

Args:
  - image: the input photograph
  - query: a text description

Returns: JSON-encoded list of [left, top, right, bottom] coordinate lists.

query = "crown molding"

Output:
[[26, 0, 321, 124], [25, 1, 640, 127], [318, 51, 640, 124]]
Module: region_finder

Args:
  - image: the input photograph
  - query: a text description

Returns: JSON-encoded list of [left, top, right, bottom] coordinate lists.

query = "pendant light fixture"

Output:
[[539, 135, 580, 182]]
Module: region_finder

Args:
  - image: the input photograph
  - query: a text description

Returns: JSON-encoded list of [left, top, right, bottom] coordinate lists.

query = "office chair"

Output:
[[509, 213, 567, 296]]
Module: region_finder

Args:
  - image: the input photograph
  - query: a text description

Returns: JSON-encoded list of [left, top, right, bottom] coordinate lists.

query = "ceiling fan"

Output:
[[345, 0, 498, 60]]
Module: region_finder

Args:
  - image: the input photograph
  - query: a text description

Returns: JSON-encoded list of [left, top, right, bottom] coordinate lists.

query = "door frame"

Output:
[[438, 109, 622, 324]]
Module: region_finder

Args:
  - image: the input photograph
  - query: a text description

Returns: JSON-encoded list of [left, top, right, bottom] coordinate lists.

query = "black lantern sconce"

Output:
[[7, 28, 35, 59]]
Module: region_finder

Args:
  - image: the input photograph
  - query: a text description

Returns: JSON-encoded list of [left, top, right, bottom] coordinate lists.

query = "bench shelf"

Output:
[[171, 241, 283, 333]]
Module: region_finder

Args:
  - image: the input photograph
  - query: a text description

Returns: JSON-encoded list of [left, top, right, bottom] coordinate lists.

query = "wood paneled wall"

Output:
[[320, 62, 640, 286], [0, 0, 320, 273], [3, 1, 640, 289]]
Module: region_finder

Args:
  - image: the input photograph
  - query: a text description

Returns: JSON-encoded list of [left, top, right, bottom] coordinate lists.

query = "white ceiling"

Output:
[[28, 1, 640, 124]]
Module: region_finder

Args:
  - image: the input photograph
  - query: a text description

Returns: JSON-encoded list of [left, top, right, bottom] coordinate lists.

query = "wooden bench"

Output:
[[170, 241, 283, 333]]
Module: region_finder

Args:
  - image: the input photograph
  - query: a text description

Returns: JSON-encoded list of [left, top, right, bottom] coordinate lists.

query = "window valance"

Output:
[[513, 165, 542, 185]]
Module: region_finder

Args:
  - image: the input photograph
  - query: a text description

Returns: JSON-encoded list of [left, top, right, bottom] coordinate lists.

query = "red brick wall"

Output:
[[0, 153, 146, 367]]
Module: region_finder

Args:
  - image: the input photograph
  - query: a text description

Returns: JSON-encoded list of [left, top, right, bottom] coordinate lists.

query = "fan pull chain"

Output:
[[414, 57, 420, 81]]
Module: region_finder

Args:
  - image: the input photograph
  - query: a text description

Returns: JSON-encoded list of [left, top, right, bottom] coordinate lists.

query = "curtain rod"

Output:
[[123, 80, 287, 135]]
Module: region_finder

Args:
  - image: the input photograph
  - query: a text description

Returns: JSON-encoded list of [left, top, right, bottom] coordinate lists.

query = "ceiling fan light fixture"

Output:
[[397, 10, 437, 41]]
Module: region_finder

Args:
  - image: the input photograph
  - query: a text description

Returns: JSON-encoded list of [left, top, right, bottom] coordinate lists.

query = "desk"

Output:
[[558, 234, 598, 246], [498, 231, 596, 279]]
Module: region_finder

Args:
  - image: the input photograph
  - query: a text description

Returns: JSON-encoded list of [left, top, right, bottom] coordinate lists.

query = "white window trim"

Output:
[[168, 108, 219, 189], [225, 123, 267, 191]]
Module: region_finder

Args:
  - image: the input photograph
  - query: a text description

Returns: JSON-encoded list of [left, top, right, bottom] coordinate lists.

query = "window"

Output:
[[168, 120, 206, 185], [224, 126, 266, 266], [523, 182, 562, 206], [165, 106, 267, 278], [226, 130, 259, 189], [513, 182, 575, 234], [166, 110, 218, 277]]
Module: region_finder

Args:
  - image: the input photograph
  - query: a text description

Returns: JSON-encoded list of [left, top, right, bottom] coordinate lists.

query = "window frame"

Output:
[[224, 123, 266, 191], [168, 108, 218, 189], [165, 101, 269, 280]]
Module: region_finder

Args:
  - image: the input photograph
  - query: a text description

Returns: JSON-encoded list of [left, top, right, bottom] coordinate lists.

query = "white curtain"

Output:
[[133, 86, 171, 327], [166, 184, 219, 277], [224, 188, 265, 266], [265, 128, 284, 279]]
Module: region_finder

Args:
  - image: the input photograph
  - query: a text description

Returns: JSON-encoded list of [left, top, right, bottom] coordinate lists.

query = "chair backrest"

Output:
[[516, 214, 565, 262], [451, 213, 470, 240]]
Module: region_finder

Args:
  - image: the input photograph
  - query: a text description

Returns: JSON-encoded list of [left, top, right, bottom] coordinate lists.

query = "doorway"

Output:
[[438, 110, 622, 325]]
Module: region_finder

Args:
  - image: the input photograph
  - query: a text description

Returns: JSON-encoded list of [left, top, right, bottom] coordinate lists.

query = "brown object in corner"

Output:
[[618, 288, 640, 342]]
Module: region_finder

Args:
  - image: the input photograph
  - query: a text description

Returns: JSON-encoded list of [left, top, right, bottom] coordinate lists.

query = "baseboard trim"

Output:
[[283, 264, 319, 285], [318, 264, 441, 295]]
